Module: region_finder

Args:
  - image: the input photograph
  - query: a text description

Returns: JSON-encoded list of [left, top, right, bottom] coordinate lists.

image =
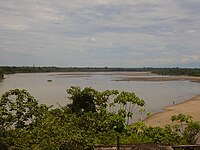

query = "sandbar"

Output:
[[144, 95, 200, 127], [115, 76, 200, 83]]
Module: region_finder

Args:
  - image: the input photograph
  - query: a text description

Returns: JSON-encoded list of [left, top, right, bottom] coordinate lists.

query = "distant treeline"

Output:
[[0, 68, 4, 79], [0, 66, 200, 77], [0, 66, 149, 74], [151, 68, 200, 77]]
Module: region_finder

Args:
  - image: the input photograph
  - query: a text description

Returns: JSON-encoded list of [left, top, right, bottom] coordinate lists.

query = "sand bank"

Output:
[[115, 76, 200, 83], [49, 72, 153, 76], [144, 95, 200, 127]]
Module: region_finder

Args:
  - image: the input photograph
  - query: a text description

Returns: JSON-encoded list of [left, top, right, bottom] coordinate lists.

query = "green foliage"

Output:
[[124, 122, 181, 145], [171, 114, 200, 144], [171, 113, 192, 133], [1, 87, 145, 149], [171, 113, 192, 123], [152, 67, 200, 77], [113, 91, 145, 124], [1, 88, 200, 149], [0, 89, 40, 129], [67, 87, 97, 114], [66, 86, 145, 124], [142, 126, 181, 145], [183, 121, 200, 144]]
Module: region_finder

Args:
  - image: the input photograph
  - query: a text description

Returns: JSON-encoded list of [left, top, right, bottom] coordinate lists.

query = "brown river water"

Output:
[[0, 72, 200, 121]]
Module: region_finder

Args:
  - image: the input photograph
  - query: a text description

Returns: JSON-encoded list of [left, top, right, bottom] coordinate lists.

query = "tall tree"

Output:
[[66, 86, 145, 124]]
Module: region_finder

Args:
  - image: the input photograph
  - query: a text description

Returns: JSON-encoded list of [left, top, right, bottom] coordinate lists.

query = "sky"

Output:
[[0, 0, 200, 68]]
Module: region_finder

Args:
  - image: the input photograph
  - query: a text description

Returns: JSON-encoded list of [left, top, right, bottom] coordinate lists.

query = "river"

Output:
[[0, 72, 200, 116]]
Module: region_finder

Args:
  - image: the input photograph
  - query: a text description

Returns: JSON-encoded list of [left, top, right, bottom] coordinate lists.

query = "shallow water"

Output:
[[0, 72, 200, 116]]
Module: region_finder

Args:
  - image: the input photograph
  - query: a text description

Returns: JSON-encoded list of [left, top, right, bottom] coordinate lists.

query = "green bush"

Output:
[[0, 88, 200, 149]]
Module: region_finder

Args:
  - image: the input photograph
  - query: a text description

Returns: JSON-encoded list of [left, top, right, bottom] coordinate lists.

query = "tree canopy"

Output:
[[0, 87, 200, 149]]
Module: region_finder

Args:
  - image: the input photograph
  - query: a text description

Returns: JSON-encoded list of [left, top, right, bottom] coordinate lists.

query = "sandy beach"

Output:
[[144, 95, 200, 127], [113, 73, 200, 127]]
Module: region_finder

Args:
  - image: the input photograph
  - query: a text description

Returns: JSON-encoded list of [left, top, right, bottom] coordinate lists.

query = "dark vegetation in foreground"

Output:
[[1, 87, 200, 149], [0, 66, 200, 77]]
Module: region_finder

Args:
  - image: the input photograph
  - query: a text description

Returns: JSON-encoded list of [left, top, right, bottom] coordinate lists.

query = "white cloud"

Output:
[[0, 0, 200, 67]]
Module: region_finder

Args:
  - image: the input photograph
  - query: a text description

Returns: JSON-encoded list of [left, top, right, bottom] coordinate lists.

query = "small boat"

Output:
[[47, 79, 52, 82]]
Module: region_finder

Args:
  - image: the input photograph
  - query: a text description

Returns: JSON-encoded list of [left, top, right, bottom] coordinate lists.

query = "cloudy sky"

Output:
[[0, 0, 200, 67]]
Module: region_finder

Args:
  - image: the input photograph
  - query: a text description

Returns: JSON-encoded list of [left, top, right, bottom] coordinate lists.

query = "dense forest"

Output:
[[0, 66, 200, 77], [1, 87, 200, 149], [0, 66, 147, 74]]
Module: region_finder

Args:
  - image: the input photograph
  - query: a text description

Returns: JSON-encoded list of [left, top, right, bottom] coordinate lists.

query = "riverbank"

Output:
[[144, 95, 200, 127], [115, 75, 200, 83]]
